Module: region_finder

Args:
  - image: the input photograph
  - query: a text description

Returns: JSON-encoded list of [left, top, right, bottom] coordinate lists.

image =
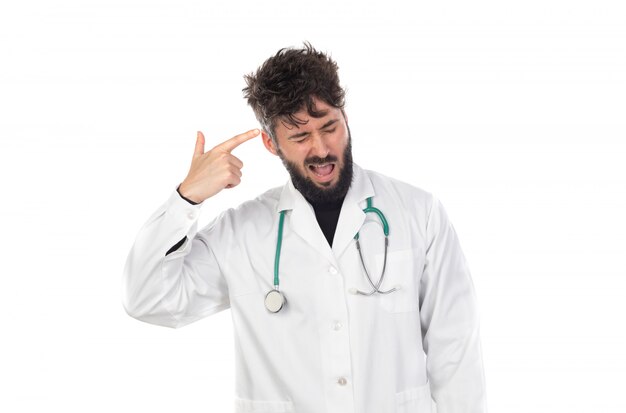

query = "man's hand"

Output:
[[178, 129, 260, 204]]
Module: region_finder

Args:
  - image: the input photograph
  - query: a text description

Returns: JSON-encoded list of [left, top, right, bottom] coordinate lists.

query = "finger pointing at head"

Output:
[[216, 128, 260, 153]]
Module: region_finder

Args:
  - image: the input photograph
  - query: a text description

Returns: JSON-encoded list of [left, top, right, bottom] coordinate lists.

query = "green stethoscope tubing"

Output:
[[272, 196, 396, 300], [273, 209, 287, 288], [354, 197, 389, 239]]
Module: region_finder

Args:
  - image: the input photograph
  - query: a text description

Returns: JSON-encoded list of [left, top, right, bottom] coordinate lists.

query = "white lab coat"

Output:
[[122, 163, 487, 413]]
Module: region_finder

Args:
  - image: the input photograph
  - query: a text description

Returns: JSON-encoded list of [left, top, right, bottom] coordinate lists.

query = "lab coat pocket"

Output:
[[395, 382, 435, 413], [234, 396, 295, 413], [375, 248, 423, 313]]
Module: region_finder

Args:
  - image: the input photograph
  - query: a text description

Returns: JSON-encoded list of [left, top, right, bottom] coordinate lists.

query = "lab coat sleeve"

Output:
[[419, 195, 487, 412], [122, 186, 230, 329]]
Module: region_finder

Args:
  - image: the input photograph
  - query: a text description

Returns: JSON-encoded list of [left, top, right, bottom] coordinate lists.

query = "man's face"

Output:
[[261, 97, 353, 203]]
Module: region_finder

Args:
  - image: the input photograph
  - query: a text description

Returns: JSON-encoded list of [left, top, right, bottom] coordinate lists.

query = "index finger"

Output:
[[215, 128, 260, 153]]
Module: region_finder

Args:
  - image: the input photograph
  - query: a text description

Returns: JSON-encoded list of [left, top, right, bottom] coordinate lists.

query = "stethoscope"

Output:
[[264, 197, 398, 313]]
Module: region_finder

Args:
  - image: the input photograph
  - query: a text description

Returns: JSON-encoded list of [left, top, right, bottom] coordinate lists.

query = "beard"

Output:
[[277, 129, 354, 204]]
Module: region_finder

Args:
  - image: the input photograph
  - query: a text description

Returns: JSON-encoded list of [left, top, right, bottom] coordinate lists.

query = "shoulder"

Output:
[[232, 185, 282, 221], [360, 167, 452, 244], [363, 167, 435, 208], [362, 168, 459, 235], [203, 185, 282, 235]]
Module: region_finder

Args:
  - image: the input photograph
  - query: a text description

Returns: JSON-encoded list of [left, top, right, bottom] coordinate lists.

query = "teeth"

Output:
[[310, 163, 334, 177]]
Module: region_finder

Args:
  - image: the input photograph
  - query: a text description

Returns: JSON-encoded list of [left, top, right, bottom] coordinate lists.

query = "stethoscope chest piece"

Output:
[[264, 289, 286, 313]]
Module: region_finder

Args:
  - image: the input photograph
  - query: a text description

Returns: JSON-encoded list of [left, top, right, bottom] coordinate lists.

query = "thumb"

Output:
[[194, 131, 205, 157]]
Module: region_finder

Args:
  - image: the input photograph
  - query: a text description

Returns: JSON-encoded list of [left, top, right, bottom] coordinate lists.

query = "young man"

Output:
[[123, 42, 487, 413]]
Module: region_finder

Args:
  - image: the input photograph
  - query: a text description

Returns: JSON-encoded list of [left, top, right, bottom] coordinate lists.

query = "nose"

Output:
[[309, 133, 330, 159]]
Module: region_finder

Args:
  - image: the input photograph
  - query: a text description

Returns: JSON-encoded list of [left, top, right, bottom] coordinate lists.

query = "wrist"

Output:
[[176, 184, 200, 205]]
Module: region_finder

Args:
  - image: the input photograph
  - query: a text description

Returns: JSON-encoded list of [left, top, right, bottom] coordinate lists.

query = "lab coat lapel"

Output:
[[276, 178, 335, 264], [332, 164, 375, 258], [275, 164, 375, 263]]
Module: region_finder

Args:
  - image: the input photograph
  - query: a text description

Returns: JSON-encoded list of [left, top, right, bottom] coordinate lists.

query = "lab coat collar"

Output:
[[276, 163, 374, 262]]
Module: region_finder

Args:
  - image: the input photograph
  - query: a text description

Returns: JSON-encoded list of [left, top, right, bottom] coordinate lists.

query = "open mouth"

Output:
[[308, 163, 335, 177]]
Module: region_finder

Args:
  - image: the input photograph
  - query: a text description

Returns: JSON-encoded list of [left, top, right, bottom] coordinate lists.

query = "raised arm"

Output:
[[122, 129, 260, 328]]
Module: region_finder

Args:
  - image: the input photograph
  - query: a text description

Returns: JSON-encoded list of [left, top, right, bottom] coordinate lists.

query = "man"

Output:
[[123, 42, 487, 413]]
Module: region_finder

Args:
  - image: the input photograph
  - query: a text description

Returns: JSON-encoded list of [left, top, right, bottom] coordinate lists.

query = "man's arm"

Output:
[[122, 185, 230, 328], [165, 185, 200, 256], [122, 129, 261, 327], [419, 195, 487, 412]]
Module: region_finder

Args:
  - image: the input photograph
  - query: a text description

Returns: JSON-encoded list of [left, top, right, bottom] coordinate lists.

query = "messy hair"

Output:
[[242, 41, 346, 142]]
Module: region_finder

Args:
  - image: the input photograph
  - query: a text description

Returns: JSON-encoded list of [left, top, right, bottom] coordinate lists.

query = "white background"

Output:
[[1, 0, 625, 412]]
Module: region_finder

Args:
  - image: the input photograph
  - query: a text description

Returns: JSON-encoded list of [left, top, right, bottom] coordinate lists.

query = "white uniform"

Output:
[[122, 163, 487, 413]]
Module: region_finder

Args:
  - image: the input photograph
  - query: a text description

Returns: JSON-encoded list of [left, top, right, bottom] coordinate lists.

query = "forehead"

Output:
[[274, 99, 342, 134]]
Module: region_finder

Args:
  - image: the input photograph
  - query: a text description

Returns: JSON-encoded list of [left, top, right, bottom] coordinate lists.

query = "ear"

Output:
[[341, 109, 349, 125], [261, 130, 278, 156]]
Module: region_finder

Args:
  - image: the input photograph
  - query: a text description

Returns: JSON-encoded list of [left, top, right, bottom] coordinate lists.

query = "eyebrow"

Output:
[[287, 118, 339, 140]]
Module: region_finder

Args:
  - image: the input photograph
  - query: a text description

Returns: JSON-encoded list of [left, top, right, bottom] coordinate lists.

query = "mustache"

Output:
[[305, 155, 338, 166]]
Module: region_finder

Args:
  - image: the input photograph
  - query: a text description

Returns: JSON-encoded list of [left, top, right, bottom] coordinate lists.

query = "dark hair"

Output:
[[242, 41, 346, 142]]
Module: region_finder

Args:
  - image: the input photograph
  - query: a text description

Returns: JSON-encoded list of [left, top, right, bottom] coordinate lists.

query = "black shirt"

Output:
[[306, 196, 344, 247], [167, 185, 344, 255]]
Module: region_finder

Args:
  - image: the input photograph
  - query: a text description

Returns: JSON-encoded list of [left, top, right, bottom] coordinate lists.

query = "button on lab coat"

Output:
[[122, 163, 487, 413]]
